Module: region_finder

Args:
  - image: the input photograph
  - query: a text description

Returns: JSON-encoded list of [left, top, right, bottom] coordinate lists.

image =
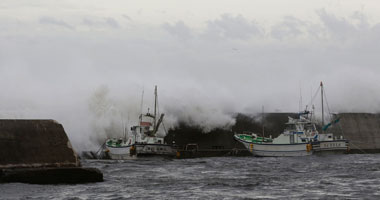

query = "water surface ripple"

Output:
[[1, 154, 380, 199]]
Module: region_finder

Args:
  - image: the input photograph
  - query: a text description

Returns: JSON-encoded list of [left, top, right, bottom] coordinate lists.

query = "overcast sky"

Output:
[[1, 0, 380, 150]]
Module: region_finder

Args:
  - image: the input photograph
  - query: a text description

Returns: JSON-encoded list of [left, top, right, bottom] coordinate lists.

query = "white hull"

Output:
[[236, 136, 312, 157], [107, 145, 133, 160], [106, 144, 175, 159]]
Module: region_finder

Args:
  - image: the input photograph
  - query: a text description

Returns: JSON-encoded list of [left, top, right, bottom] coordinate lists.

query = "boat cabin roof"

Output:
[[139, 112, 155, 119]]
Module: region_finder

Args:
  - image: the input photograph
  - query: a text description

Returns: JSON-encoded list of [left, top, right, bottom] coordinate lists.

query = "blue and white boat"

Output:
[[235, 82, 349, 156], [234, 113, 314, 157]]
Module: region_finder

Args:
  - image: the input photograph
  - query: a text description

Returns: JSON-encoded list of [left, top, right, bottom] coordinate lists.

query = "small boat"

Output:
[[234, 131, 273, 144], [234, 112, 314, 157], [105, 137, 133, 160], [105, 86, 176, 159]]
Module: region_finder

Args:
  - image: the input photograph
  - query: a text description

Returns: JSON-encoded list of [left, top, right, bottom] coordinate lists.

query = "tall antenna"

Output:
[[320, 81, 324, 129], [140, 87, 144, 123], [262, 105, 265, 138], [310, 85, 313, 113], [153, 85, 158, 129], [299, 86, 303, 112]]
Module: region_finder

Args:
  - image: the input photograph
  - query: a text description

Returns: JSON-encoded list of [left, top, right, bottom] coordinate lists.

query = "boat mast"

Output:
[[320, 81, 324, 131], [153, 85, 157, 129], [122, 116, 126, 141], [299, 86, 302, 112], [140, 88, 144, 123], [262, 106, 265, 138], [139, 88, 144, 137]]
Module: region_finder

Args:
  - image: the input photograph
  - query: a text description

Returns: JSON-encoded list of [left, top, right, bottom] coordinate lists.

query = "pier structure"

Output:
[[0, 120, 103, 184]]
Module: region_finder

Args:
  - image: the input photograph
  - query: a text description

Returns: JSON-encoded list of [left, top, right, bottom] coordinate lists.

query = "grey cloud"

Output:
[[122, 15, 132, 21], [268, 10, 376, 42], [162, 21, 192, 40], [350, 11, 370, 30], [82, 18, 95, 26], [203, 14, 262, 40], [270, 16, 306, 40], [105, 18, 119, 28], [39, 16, 74, 30], [82, 17, 120, 29], [372, 23, 380, 34], [316, 9, 360, 41]]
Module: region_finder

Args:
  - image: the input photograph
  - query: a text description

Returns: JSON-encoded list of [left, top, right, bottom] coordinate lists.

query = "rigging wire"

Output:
[[323, 87, 332, 115], [308, 85, 321, 109], [162, 121, 168, 135], [139, 87, 144, 121], [155, 86, 168, 135]]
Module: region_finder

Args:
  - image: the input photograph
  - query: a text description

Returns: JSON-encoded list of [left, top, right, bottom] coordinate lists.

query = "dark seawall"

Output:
[[165, 113, 299, 156], [166, 113, 380, 154]]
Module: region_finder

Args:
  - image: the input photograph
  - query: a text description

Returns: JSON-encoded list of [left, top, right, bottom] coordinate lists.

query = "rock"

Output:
[[0, 167, 103, 184], [0, 119, 103, 184], [0, 120, 79, 168]]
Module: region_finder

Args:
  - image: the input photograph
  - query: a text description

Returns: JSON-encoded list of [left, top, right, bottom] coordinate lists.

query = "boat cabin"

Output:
[[273, 117, 318, 144]]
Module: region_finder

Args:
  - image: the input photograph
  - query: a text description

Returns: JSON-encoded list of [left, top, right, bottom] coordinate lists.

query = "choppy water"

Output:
[[1, 154, 380, 199]]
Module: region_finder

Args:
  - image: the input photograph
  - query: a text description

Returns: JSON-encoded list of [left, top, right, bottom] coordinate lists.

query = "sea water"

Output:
[[1, 154, 380, 199]]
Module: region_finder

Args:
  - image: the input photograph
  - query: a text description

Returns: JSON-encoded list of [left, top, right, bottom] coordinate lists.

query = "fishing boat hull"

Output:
[[106, 144, 176, 159], [312, 140, 349, 154], [106, 145, 133, 160], [234, 135, 312, 157], [250, 143, 312, 157]]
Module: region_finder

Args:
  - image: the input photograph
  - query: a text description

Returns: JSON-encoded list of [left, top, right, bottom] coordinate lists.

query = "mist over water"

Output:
[[1, 1, 380, 151]]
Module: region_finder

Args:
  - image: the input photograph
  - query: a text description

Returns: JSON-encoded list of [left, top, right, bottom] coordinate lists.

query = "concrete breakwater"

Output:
[[166, 113, 380, 155], [84, 112, 380, 159], [165, 113, 297, 158], [0, 120, 103, 184], [332, 113, 380, 153]]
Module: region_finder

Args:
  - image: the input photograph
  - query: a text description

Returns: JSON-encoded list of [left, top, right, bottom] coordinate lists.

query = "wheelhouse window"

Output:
[[285, 124, 296, 131]]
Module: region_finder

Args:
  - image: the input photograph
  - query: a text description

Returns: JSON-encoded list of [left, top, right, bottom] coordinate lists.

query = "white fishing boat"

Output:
[[235, 81, 349, 156], [234, 112, 314, 157], [131, 111, 176, 157], [105, 86, 176, 159], [105, 137, 133, 160]]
